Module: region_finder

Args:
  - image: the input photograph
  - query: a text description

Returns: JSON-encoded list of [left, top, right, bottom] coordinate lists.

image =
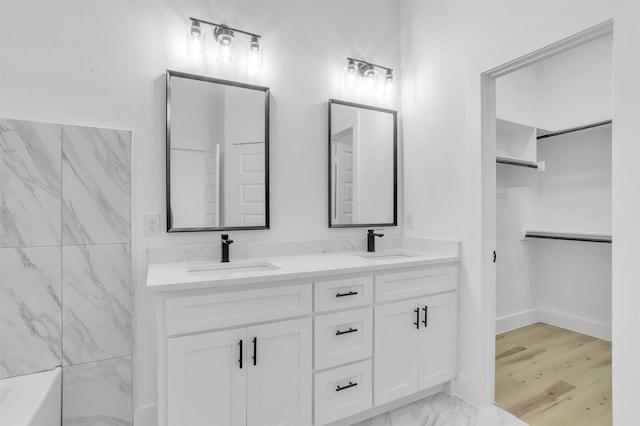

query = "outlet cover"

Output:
[[406, 213, 414, 229], [144, 214, 161, 236]]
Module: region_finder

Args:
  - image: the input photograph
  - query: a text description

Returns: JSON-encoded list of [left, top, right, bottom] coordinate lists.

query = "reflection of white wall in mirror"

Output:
[[170, 78, 225, 228], [355, 109, 394, 223], [224, 86, 265, 143]]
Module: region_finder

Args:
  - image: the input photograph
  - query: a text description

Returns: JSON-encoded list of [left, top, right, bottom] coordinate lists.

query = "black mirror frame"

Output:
[[166, 70, 270, 232], [328, 98, 398, 228]]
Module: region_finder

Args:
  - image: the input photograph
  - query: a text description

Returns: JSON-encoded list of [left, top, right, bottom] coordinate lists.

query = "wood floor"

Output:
[[495, 323, 611, 426]]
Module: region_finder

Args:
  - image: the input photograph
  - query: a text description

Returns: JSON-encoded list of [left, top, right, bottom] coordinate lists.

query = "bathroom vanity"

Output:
[[148, 248, 458, 426]]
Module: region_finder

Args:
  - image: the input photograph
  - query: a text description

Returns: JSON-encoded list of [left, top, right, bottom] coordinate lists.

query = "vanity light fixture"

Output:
[[187, 17, 262, 71], [344, 57, 394, 95]]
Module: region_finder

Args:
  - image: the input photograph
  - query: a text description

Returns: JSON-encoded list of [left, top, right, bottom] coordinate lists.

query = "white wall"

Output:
[[401, 2, 640, 425], [0, 0, 401, 418]]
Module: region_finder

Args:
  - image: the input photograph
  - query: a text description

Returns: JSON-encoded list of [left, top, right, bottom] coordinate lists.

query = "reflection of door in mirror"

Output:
[[167, 71, 268, 231], [332, 128, 355, 224], [329, 99, 397, 227]]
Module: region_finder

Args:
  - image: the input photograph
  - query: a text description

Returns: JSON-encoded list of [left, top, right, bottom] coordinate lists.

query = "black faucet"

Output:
[[221, 234, 234, 262], [367, 229, 384, 252]]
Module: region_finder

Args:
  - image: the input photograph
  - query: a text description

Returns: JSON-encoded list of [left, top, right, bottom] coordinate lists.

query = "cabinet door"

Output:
[[373, 299, 420, 405], [418, 292, 457, 390], [246, 317, 312, 426], [167, 328, 246, 426]]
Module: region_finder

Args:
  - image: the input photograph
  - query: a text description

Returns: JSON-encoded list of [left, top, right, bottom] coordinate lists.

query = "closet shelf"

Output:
[[496, 156, 542, 169], [537, 119, 612, 140], [522, 230, 612, 243]]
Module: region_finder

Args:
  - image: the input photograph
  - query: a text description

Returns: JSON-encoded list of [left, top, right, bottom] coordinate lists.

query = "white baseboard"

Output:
[[537, 308, 611, 341], [134, 403, 157, 426], [496, 309, 537, 334]]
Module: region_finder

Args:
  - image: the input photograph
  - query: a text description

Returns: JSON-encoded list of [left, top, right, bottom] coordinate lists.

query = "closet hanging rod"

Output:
[[537, 120, 612, 140], [496, 156, 539, 169], [522, 230, 612, 243]]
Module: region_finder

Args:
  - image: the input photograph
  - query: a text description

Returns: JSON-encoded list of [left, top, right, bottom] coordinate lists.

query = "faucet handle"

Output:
[[368, 229, 384, 238], [221, 234, 234, 244]]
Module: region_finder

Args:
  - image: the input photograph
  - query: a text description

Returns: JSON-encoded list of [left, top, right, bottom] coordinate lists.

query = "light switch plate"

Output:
[[144, 214, 161, 236]]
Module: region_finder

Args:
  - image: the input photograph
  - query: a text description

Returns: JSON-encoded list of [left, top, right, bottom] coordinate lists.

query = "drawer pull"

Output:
[[422, 306, 428, 327], [252, 337, 257, 366], [335, 327, 358, 336], [336, 381, 358, 392], [239, 339, 243, 369], [414, 307, 420, 329], [336, 290, 358, 298]]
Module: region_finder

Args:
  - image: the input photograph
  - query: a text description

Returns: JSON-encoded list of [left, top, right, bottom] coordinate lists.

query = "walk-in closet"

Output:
[[494, 35, 613, 426]]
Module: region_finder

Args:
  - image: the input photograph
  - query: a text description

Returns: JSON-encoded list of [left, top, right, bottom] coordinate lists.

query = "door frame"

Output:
[[463, 6, 640, 424]]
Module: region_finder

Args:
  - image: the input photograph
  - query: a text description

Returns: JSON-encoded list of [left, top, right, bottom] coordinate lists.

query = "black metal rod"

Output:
[[524, 232, 612, 243], [414, 308, 420, 329], [239, 340, 243, 369], [336, 291, 358, 298], [336, 327, 358, 336], [336, 381, 358, 392], [252, 337, 257, 366], [190, 17, 261, 38], [346, 57, 393, 72], [537, 119, 612, 140], [496, 157, 539, 169], [422, 306, 428, 327]]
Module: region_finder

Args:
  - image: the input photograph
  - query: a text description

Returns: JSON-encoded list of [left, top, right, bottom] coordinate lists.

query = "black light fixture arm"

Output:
[[190, 17, 261, 39], [347, 57, 393, 72]]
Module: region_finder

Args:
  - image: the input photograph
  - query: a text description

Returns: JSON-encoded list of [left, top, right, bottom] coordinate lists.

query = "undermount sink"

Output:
[[355, 252, 416, 260], [187, 261, 279, 276]]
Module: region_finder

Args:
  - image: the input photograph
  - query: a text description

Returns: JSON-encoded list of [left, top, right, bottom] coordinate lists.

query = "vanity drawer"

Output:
[[314, 359, 372, 426], [314, 276, 373, 312], [375, 265, 457, 303], [314, 307, 372, 370], [165, 284, 311, 336]]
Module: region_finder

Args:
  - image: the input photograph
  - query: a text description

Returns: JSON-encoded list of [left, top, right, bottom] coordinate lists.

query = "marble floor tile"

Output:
[[62, 356, 132, 426], [0, 247, 62, 378], [0, 119, 61, 247], [62, 244, 132, 366], [62, 125, 131, 245], [353, 392, 528, 426]]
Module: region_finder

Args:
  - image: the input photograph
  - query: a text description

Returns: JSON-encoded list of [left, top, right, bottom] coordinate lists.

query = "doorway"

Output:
[[476, 19, 614, 426]]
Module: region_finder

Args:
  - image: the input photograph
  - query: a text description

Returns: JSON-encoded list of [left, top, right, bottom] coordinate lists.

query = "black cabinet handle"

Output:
[[335, 327, 358, 336], [414, 307, 420, 329], [252, 337, 257, 366], [336, 381, 358, 392], [336, 291, 358, 298], [422, 306, 428, 327], [239, 340, 243, 369]]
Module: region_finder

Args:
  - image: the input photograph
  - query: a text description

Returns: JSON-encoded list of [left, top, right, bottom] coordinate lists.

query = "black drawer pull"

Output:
[[252, 337, 257, 366], [336, 291, 358, 298], [335, 327, 358, 336], [422, 306, 428, 327], [414, 307, 420, 329], [336, 381, 358, 392], [239, 340, 243, 369]]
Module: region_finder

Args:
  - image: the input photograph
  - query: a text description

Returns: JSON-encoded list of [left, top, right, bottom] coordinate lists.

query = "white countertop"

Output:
[[146, 249, 459, 292]]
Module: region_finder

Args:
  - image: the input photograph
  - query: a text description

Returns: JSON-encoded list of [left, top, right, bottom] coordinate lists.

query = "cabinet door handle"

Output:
[[422, 306, 428, 327], [252, 337, 257, 366], [414, 307, 420, 329], [336, 381, 358, 392], [336, 291, 358, 298], [335, 327, 358, 336], [239, 339, 243, 369]]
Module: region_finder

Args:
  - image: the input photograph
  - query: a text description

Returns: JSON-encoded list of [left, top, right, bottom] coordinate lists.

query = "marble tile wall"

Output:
[[0, 118, 132, 426]]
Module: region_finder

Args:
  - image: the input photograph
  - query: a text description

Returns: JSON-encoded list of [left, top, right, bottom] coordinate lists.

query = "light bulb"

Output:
[[187, 20, 204, 57], [345, 59, 358, 90], [248, 35, 263, 73], [384, 70, 394, 95], [215, 27, 235, 64], [364, 69, 377, 92]]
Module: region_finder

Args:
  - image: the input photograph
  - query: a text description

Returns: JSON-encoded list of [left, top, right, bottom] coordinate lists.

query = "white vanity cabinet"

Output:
[[374, 292, 457, 405], [151, 255, 459, 426], [158, 283, 313, 426]]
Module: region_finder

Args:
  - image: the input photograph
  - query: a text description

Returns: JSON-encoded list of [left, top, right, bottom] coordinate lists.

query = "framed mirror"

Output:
[[166, 70, 269, 232], [328, 99, 397, 228]]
